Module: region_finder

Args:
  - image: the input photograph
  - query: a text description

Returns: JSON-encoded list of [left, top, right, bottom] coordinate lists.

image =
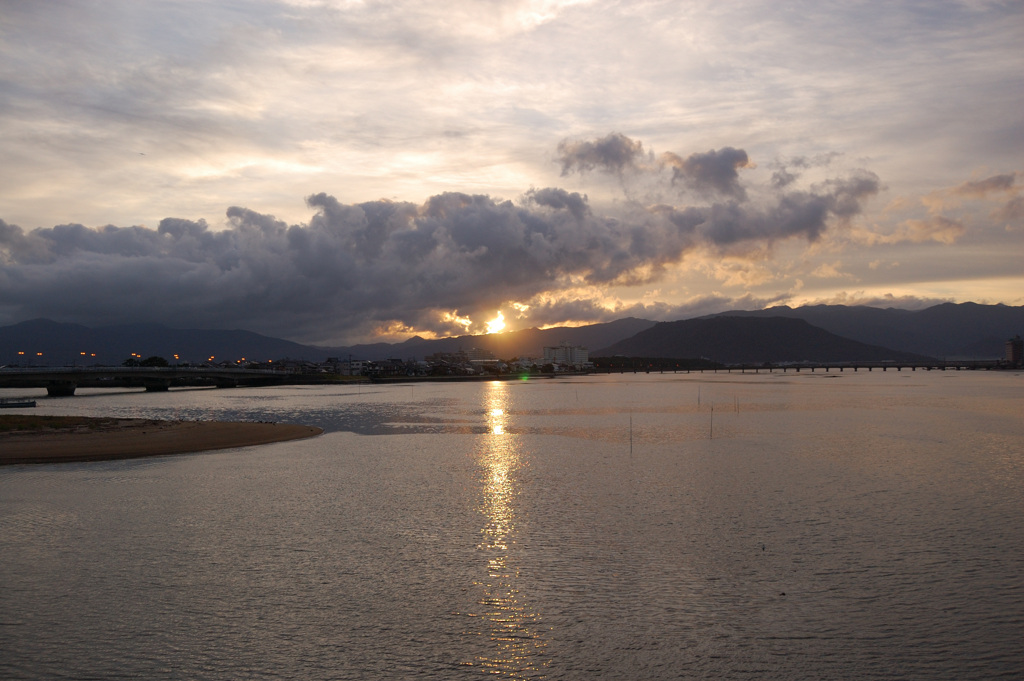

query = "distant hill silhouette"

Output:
[[0, 317, 656, 366], [3, 302, 1019, 366], [710, 302, 1024, 359], [594, 316, 932, 364], [0, 318, 318, 366]]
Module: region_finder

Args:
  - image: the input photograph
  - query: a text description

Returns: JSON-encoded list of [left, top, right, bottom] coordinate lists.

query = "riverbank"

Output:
[[0, 415, 323, 465]]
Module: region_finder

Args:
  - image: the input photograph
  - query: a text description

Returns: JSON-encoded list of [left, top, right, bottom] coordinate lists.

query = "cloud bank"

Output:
[[0, 135, 891, 343]]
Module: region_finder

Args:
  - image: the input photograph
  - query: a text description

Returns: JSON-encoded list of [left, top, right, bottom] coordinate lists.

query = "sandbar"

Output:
[[0, 416, 323, 465]]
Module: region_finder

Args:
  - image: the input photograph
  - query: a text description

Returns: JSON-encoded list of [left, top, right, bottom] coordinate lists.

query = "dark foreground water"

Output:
[[2, 371, 1022, 679]]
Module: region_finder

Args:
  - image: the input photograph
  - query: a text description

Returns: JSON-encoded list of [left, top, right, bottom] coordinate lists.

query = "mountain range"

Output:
[[593, 316, 933, 365], [706, 302, 1024, 359], [1, 302, 1021, 367]]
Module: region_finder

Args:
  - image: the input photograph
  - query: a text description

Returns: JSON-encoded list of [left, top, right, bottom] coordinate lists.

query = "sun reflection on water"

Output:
[[466, 381, 548, 677]]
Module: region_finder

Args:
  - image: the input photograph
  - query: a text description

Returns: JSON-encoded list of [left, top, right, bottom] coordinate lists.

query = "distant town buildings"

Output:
[[338, 359, 369, 376], [543, 342, 589, 368], [1007, 335, 1023, 368], [466, 347, 495, 361], [1, 344, 597, 378]]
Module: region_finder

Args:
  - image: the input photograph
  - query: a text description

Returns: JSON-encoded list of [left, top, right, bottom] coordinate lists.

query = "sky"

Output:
[[1, 0, 1022, 345]]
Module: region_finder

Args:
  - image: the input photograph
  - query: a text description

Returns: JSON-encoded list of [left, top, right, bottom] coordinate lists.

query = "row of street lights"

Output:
[[9, 351, 96, 367], [8, 351, 276, 369], [13, 351, 44, 367]]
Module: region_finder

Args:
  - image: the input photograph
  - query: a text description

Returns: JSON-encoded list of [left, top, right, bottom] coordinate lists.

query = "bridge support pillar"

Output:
[[144, 379, 171, 392], [214, 378, 239, 389], [46, 381, 77, 397]]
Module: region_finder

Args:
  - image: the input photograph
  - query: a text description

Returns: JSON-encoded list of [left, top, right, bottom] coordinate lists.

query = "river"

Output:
[[1, 370, 1022, 679]]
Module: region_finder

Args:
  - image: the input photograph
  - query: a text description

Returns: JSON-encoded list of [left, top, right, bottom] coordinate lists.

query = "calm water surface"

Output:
[[1, 371, 1022, 679]]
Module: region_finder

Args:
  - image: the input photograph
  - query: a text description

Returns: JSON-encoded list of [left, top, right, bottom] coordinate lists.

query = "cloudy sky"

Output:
[[1, 0, 1021, 345]]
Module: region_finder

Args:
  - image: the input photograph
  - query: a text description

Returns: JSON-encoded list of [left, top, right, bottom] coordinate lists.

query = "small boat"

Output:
[[0, 397, 36, 408]]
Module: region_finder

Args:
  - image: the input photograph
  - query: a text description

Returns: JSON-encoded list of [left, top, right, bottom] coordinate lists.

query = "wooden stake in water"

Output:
[[709, 402, 714, 439], [629, 410, 633, 456]]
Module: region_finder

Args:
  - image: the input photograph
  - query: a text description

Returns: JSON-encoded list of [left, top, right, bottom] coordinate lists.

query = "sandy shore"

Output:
[[0, 416, 323, 465]]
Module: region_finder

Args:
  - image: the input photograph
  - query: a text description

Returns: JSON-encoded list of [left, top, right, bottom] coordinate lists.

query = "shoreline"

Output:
[[0, 416, 323, 466]]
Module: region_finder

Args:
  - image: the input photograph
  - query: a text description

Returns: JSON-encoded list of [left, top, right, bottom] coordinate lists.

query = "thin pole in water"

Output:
[[709, 402, 714, 439], [629, 410, 633, 456]]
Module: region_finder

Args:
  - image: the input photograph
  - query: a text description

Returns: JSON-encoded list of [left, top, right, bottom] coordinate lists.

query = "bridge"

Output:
[[0, 366, 295, 396], [719, 360, 1004, 373], [600, 359, 1006, 374]]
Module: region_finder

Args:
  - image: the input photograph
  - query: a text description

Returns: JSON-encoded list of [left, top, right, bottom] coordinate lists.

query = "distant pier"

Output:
[[717, 360, 1003, 373], [596, 359, 1006, 374]]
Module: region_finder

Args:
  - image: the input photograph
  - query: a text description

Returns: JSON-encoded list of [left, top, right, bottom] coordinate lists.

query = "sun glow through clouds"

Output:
[[485, 311, 506, 334]]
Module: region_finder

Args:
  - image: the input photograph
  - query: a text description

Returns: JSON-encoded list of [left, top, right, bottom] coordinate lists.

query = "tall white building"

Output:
[[543, 343, 589, 366]]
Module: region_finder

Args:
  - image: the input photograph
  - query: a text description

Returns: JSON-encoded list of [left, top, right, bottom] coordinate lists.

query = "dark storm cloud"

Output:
[[661, 147, 751, 199], [992, 195, 1023, 227], [649, 170, 880, 246], [558, 134, 753, 200], [950, 173, 1017, 197], [0, 137, 882, 343], [771, 168, 799, 189], [524, 187, 590, 221], [556, 132, 647, 176], [768, 152, 843, 189]]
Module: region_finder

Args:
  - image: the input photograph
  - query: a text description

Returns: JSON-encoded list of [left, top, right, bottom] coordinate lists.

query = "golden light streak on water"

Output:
[[466, 381, 549, 677]]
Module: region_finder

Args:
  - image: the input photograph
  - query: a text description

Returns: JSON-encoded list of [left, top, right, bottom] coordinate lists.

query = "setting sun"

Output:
[[485, 311, 506, 334]]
